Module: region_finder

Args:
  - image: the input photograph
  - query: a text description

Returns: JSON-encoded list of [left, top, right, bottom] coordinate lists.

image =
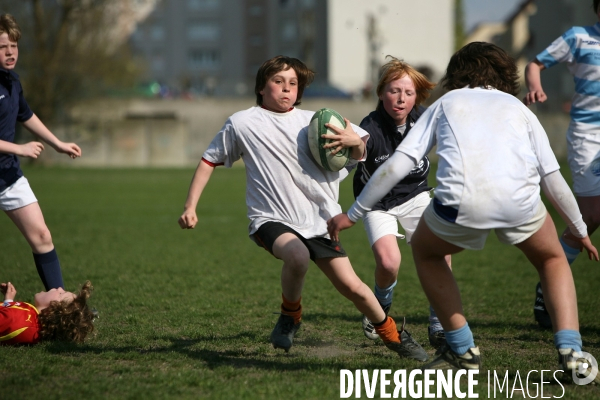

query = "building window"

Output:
[[152, 55, 165, 72], [188, 50, 220, 69], [248, 35, 263, 47], [150, 26, 165, 41], [279, 0, 294, 9], [248, 5, 263, 16], [281, 23, 297, 41], [187, 23, 220, 41], [188, 0, 219, 10]]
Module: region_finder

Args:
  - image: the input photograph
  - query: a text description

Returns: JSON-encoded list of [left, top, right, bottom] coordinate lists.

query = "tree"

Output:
[[454, 0, 466, 51], [0, 0, 156, 121]]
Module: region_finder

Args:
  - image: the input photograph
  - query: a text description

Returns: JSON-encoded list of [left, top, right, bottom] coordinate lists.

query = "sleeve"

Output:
[[201, 118, 242, 168], [16, 83, 34, 122], [535, 28, 576, 68], [347, 151, 418, 222], [395, 100, 440, 163], [346, 103, 441, 221], [0, 306, 12, 336], [525, 107, 561, 176], [540, 170, 587, 238]]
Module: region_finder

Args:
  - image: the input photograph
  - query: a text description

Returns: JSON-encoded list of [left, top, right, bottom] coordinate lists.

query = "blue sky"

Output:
[[464, 0, 523, 32]]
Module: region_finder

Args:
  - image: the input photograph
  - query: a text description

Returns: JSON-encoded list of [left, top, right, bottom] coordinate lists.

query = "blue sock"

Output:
[[33, 249, 64, 290], [429, 305, 443, 333], [374, 280, 397, 307], [446, 323, 475, 355], [554, 329, 582, 352], [560, 237, 580, 265]]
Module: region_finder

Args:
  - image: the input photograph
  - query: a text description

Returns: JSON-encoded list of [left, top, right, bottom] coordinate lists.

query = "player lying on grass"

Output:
[[523, 0, 600, 330], [0, 14, 81, 291], [328, 42, 599, 377], [353, 56, 449, 349], [179, 55, 427, 360], [1, 281, 95, 345]]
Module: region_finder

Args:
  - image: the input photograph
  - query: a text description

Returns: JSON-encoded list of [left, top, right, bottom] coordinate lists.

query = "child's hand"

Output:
[[55, 142, 82, 159], [19, 141, 44, 158], [322, 118, 362, 155], [327, 213, 355, 242], [523, 89, 547, 106], [564, 230, 599, 261], [179, 210, 198, 229], [1, 282, 16, 300]]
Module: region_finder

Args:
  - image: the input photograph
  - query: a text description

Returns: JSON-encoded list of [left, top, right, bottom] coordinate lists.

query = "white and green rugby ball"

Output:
[[308, 108, 351, 172]]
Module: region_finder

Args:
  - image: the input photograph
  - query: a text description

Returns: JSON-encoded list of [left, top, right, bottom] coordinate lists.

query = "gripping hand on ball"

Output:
[[322, 118, 365, 159]]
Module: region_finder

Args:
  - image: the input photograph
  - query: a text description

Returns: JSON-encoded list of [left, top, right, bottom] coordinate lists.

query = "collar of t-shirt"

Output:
[[260, 105, 295, 113], [396, 123, 407, 137]]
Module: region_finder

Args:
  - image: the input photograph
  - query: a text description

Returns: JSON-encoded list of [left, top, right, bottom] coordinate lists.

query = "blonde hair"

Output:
[[0, 14, 21, 42], [376, 56, 435, 107]]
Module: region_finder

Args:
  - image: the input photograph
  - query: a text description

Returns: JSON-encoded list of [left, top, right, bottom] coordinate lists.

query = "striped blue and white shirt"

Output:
[[537, 22, 600, 130]]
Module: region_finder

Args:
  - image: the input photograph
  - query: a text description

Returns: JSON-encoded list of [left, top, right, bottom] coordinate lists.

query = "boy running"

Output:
[[179, 55, 427, 360], [354, 57, 447, 349]]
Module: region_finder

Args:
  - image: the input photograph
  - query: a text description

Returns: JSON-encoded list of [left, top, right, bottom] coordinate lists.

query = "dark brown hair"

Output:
[[38, 281, 95, 343], [0, 14, 21, 42], [441, 42, 520, 96], [254, 56, 315, 106], [595, 0, 600, 14], [376, 56, 436, 107]]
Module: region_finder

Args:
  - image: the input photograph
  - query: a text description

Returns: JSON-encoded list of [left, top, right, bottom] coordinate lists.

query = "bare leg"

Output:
[[315, 257, 386, 324], [271, 233, 310, 303], [372, 235, 401, 288], [516, 215, 578, 332], [5, 202, 54, 254], [411, 218, 465, 331]]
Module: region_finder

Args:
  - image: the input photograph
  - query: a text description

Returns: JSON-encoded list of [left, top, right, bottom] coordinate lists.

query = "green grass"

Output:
[[1, 165, 599, 399]]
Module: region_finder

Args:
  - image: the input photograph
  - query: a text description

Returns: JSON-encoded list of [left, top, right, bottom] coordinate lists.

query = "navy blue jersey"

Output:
[[0, 68, 33, 192], [353, 104, 431, 211]]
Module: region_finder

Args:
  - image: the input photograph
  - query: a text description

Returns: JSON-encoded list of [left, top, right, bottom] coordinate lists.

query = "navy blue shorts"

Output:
[[253, 222, 347, 261]]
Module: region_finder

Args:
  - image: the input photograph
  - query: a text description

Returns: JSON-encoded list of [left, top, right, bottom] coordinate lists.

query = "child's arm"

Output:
[[1, 282, 16, 302], [178, 160, 216, 229], [523, 59, 547, 106], [21, 114, 82, 159], [0, 139, 44, 158], [540, 170, 599, 261], [322, 118, 366, 160]]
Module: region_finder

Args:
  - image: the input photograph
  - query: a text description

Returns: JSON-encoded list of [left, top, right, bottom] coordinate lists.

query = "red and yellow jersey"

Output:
[[0, 301, 40, 345]]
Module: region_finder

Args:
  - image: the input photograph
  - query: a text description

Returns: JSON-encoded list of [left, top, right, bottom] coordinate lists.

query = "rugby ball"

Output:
[[308, 108, 351, 172]]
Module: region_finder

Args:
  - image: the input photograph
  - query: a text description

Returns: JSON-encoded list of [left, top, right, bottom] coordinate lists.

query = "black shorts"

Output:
[[253, 221, 347, 261]]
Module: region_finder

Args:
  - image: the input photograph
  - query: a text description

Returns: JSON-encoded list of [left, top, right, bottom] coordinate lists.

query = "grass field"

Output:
[[1, 165, 599, 399]]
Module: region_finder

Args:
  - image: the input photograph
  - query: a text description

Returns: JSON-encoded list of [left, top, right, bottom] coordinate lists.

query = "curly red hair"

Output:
[[38, 281, 95, 343]]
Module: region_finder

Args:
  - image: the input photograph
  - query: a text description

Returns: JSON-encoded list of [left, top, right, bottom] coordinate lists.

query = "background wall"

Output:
[[35, 98, 571, 167]]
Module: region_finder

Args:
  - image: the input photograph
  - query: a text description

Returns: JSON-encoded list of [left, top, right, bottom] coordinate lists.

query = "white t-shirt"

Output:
[[203, 106, 369, 239], [396, 88, 560, 229]]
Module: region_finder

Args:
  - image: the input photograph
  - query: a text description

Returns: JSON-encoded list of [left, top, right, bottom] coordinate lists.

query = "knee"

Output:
[[282, 246, 310, 275], [373, 247, 400, 277], [376, 254, 400, 277], [32, 227, 53, 248]]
